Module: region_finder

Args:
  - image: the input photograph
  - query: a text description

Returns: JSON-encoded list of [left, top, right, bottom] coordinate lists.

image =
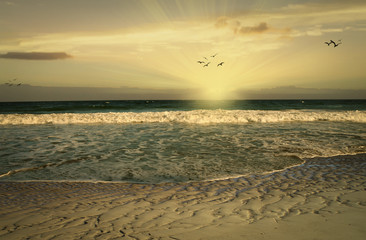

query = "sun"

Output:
[[202, 87, 231, 100]]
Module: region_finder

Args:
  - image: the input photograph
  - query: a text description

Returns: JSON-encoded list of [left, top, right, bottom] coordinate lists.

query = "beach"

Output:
[[1, 0, 366, 238], [1, 153, 365, 240]]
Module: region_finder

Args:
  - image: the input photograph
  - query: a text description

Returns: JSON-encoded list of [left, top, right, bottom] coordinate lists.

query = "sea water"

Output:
[[0, 100, 365, 183]]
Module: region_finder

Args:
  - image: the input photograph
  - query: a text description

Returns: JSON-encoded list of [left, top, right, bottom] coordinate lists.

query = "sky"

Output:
[[0, 0, 366, 101]]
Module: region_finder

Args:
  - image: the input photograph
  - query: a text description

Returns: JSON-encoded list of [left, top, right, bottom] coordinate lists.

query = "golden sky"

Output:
[[0, 0, 366, 100]]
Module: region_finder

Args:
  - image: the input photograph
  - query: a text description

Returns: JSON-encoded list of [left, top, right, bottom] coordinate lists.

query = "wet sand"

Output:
[[0, 154, 365, 240]]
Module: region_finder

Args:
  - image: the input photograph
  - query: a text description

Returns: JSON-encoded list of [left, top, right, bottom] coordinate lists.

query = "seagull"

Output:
[[330, 40, 342, 47], [197, 61, 205, 64], [211, 53, 218, 58], [333, 42, 342, 47], [4, 78, 22, 87], [325, 40, 342, 48], [324, 41, 332, 46], [325, 40, 336, 46], [335, 39, 342, 46], [217, 62, 224, 67], [203, 57, 208, 60], [325, 40, 337, 47], [203, 62, 210, 67]]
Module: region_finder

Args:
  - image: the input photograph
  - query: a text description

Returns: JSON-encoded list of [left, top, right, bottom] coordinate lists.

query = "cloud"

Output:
[[234, 86, 366, 99], [281, 1, 366, 12], [278, 1, 366, 31], [215, 17, 291, 37], [0, 85, 201, 101], [213, 1, 366, 40], [215, 17, 271, 35], [215, 16, 229, 28], [0, 52, 72, 60], [237, 22, 269, 35]]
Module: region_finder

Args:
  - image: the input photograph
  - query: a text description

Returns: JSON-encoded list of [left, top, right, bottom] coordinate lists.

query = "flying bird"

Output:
[[325, 40, 342, 47], [4, 78, 22, 87], [203, 57, 208, 60], [324, 41, 332, 46], [197, 61, 205, 64], [217, 62, 224, 67], [211, 53, 218, 58], [334, 39, 342, 47], [203, 62, 210, 67]]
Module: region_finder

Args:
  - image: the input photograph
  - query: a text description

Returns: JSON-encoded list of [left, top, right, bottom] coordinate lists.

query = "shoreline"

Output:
[[1, 153, 366, 239], [1, 151, 364, 185]]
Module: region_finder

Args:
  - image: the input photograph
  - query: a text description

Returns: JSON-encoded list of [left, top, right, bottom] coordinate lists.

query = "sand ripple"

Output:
[[0, 154, 365, 239]]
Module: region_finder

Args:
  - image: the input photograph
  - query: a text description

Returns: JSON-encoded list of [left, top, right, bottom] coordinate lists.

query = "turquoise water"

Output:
[[0, 100, 365, 183]]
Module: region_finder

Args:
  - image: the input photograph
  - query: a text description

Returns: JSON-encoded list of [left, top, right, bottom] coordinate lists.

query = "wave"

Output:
[[0, 110, 365, 125]]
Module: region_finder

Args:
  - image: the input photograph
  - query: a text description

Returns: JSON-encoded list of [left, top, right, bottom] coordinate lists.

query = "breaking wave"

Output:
[[0, 110, 365, 125]]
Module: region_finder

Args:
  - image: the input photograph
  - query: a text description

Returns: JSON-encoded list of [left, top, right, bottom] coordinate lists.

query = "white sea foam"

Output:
[[1, 116, 365, 183], [0, 110, 365, 125]]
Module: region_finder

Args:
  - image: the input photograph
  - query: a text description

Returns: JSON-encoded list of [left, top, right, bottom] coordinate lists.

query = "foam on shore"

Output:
[[1, 109, 365, 125], [0, 154, 365, 239]]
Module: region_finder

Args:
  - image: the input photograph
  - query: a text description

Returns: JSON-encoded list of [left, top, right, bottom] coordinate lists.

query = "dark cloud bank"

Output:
[[0, 85, 199, 101], [0, 52, 72, 60], [235, 86, 366, 100], [0, 85, 365, 102]]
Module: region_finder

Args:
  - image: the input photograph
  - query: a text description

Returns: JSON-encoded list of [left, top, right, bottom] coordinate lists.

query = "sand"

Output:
[[0, 153, 365, 240]]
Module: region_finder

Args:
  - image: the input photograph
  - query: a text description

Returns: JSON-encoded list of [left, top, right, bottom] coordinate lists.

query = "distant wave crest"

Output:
[[0, 110, 365, 125]]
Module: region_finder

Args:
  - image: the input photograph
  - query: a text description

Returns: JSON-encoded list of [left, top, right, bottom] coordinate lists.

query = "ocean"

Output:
[[0, 100, 365, 183]]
